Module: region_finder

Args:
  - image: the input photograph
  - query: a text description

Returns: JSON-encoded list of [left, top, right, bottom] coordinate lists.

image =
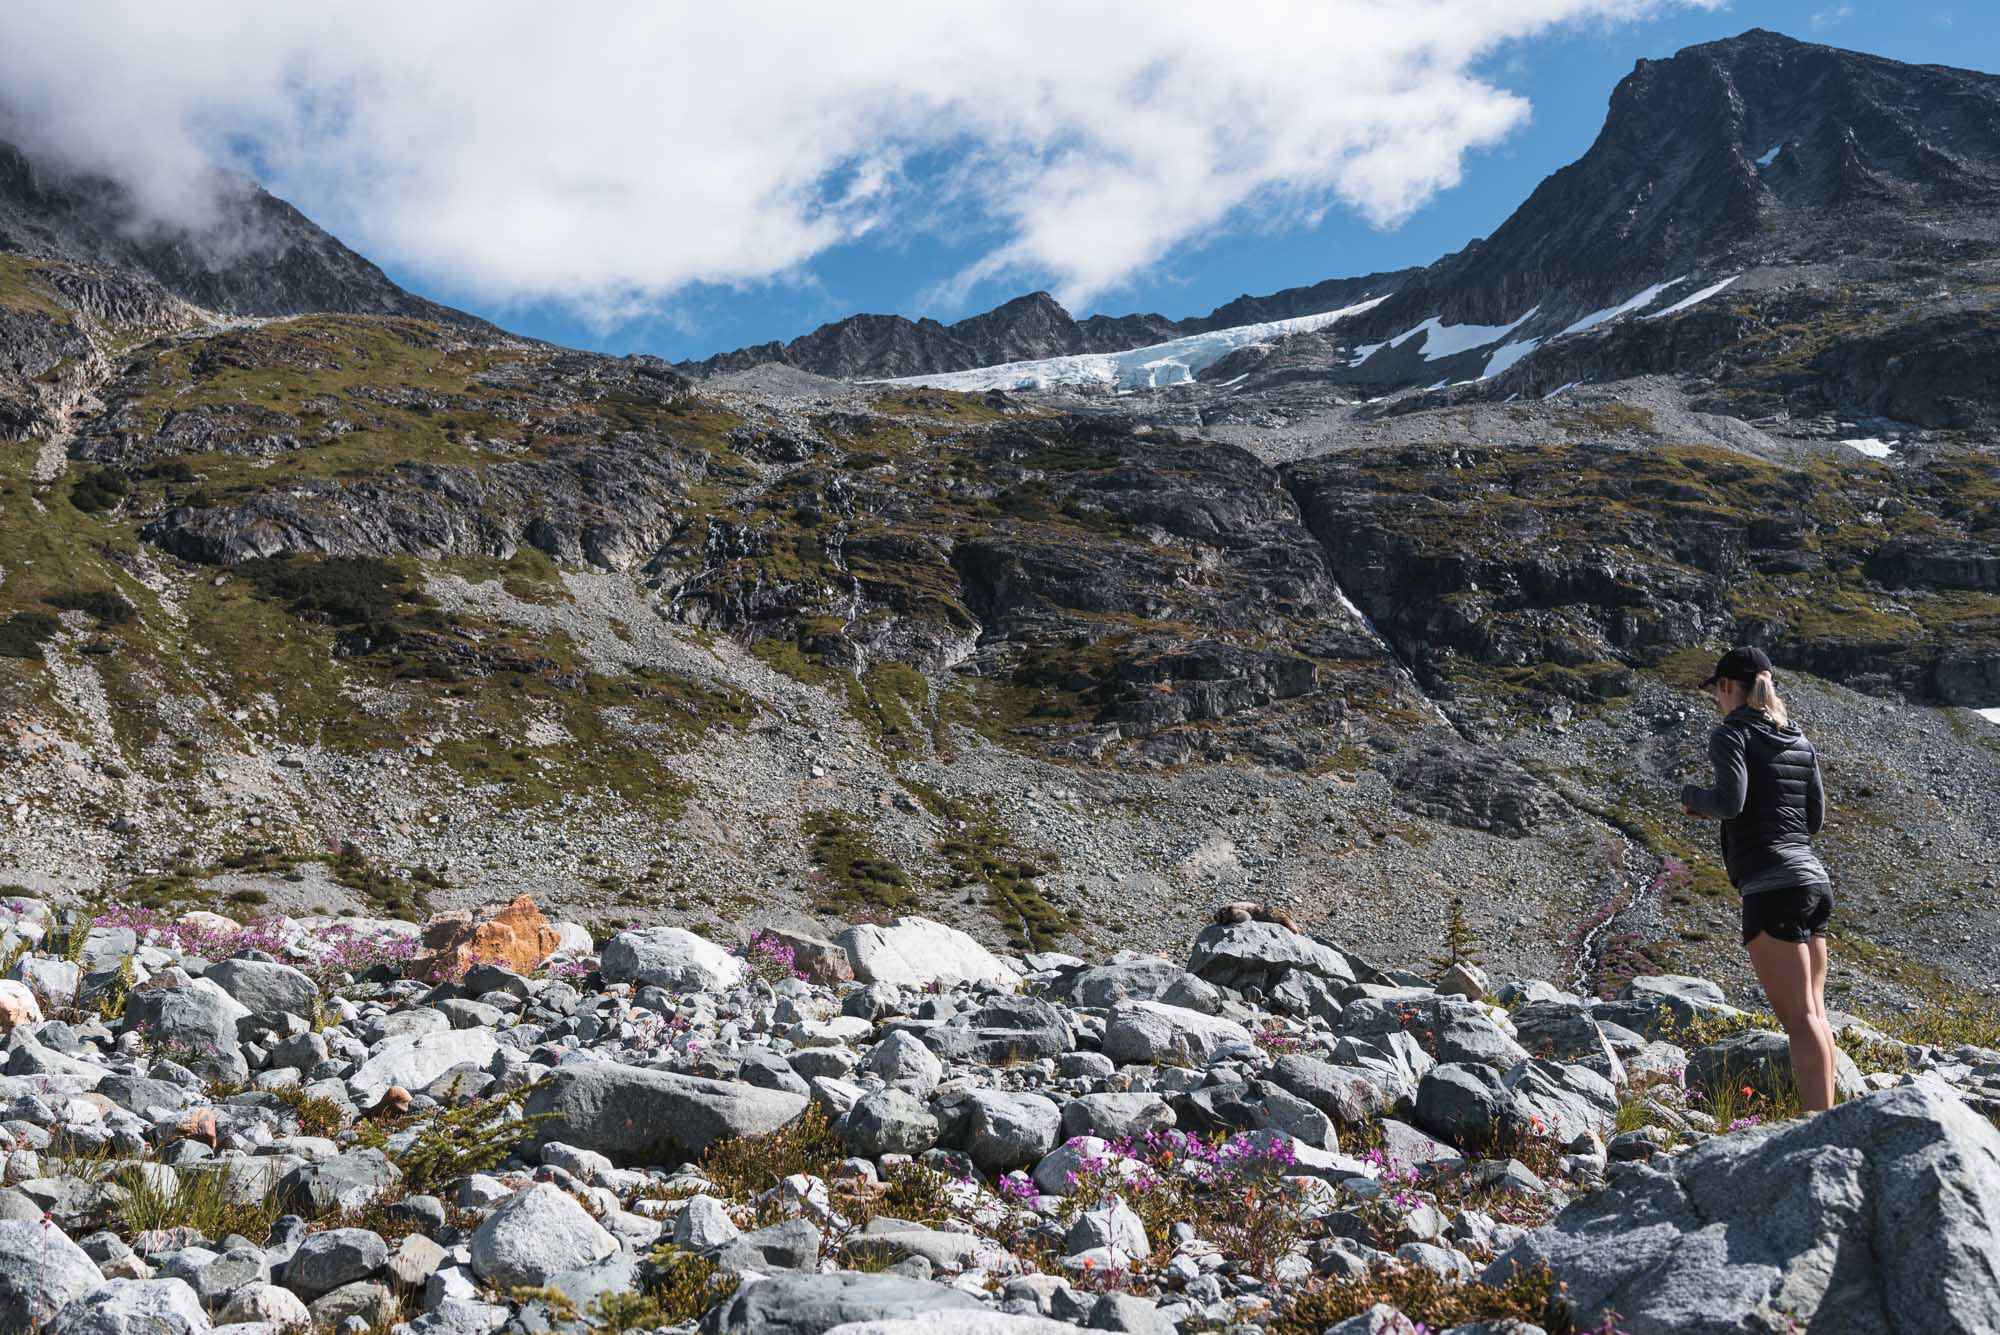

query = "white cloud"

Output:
[[0, 1, 1721, 323], [1811, 5, 1855, 27]]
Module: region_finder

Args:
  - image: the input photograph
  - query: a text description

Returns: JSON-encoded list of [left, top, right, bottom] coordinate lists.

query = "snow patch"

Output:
[[1977, 707, 2000, 725], [876, 295, 1389, 392], [1542, 381, 1581, 401], [1756, 143, 1783, 167], [1647, 275, 1739, 318], [1481, 339, 1541, 380], [1387, 307, 1540, 361], [1842, 437, 1894, 458], [1558, 278, 1686, 337]]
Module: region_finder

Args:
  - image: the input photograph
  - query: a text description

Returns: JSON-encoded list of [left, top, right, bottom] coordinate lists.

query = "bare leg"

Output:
[[1747, 932, 1836, 1112], [1808, 933, 1837, 1103]]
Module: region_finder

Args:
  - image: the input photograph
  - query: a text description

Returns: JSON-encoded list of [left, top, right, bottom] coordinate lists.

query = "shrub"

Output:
[[0, 610, 59, 659], [117, 1161, 283, 1243], [1270, 1258, 1565, 1335], [703, 1103, 845, 1223], [69, 466, 130, 513], [1877, 994, 2000, 1051], [391, 1078, 552, 1194], [879, 1160, 955, 1226], [43, 589, 135, 624], [580, 1245, 738, 1329], [240, 554, 424, 641]]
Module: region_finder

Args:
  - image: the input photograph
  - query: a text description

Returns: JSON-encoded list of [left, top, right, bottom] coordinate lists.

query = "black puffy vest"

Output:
[[1720, 717, 1818, 885]]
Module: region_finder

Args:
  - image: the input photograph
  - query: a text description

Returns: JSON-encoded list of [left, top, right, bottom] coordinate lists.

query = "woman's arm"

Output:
[[1806, 755, 1826, 835], [1680, 724, 1747, 819]]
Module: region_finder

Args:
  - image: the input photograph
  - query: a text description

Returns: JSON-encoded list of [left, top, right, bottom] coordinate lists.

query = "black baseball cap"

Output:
[[1699, 646, 1773, 689]]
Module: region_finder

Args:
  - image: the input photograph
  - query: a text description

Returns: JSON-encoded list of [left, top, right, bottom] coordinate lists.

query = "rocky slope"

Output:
[[2, 27, 1998, 1033], [0, 899, 1992, 1335]]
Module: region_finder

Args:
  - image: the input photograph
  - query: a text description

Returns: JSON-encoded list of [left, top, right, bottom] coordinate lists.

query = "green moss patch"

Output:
[[802, 810, 920, 916]]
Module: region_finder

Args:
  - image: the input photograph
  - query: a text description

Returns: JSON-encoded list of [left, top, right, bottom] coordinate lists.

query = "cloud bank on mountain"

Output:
[[0, 0, 1719, 322]]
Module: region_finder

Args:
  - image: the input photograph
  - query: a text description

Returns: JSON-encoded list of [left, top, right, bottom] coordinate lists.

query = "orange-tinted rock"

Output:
[[409, 894, 561, 981], [174, 1109, 220, 1149], [0, 980, 42, 1032]]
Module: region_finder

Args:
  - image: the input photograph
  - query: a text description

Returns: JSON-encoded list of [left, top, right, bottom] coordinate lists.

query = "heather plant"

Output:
[[739, 930, 805, 985], [1252, 1022, 1302, 1055], [1270, 1257, 1564, 1335], [1049, 1128, 1310, 1273]]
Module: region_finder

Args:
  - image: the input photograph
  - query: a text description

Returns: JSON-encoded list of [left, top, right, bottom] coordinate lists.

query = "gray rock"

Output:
[[468, 1183, 616, 1289], [672, 1196, 741, 1250], [1501, 1059, 1620, 1142], [47, 1278, 207, 1335], [739, 1048, 812, 1096], [1324, 1304, 1421, 1334], [514, 1254, 641, 1334], [823, 1316, 1076, 1335], [1064, 1201, 1150, 1260], [526, 1062, 808, 1165], [713, 1218, 822, 1272], [183, 1244, 269, 1304], [1414, 1063, 1522, 1144], [124, 982, 250, 1079], [1048, 957, 1187, 1008], [1101, 1000, 1253, 1066], [600, 927, 745, 991], [922, 996, 1073, 1065], [205, 958, 319, 1018], [836, 919, 1018, 991], [349, 1028, 499, 1104], [1086, 1292, 1175, 1335], [1186, 922, 1355, 990], [960, 1091, 1061, 1174], [1060, 1093, 1177, 1142], [1268, 1054, 1414, 1125], [860, 1030, 945, 1098], [308, 1278, 396, 1329], [387, 1233, 447, 1290], [218, 1281, 311, 1328], [95, 1075, 199, 1117], [699, 1270, 984, 1335], [0, 1217, 103, 1331], [1686, 1029, 1865, 1103], [1485, 1081, 2000, 1334], [403, 1297, 510, 1335], [284, 1227, 388, 1301], [278, 1149, 401, 1218], [843, 1089, 941, 1158]]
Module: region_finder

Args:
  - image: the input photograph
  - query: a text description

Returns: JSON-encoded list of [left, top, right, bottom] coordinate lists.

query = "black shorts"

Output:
[[1741, 883, 1833, 945]]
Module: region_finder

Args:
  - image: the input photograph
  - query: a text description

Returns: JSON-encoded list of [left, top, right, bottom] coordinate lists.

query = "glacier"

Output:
[[875, 295, 1388, 392]]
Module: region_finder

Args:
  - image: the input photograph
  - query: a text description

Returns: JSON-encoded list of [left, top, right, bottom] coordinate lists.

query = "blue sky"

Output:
[[478, 3, 1991, 362], [4, 3, 1991, 364]]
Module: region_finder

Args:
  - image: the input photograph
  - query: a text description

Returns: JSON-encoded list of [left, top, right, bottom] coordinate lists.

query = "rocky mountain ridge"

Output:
[[677, 272, 1419, 384]]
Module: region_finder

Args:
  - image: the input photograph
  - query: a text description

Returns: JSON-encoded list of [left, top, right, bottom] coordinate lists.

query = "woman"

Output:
[[1679, 646, 1837, 1111]]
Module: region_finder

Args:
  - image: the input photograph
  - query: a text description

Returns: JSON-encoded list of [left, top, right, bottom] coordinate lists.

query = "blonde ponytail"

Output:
[[1747, 671, 1789, 726]]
